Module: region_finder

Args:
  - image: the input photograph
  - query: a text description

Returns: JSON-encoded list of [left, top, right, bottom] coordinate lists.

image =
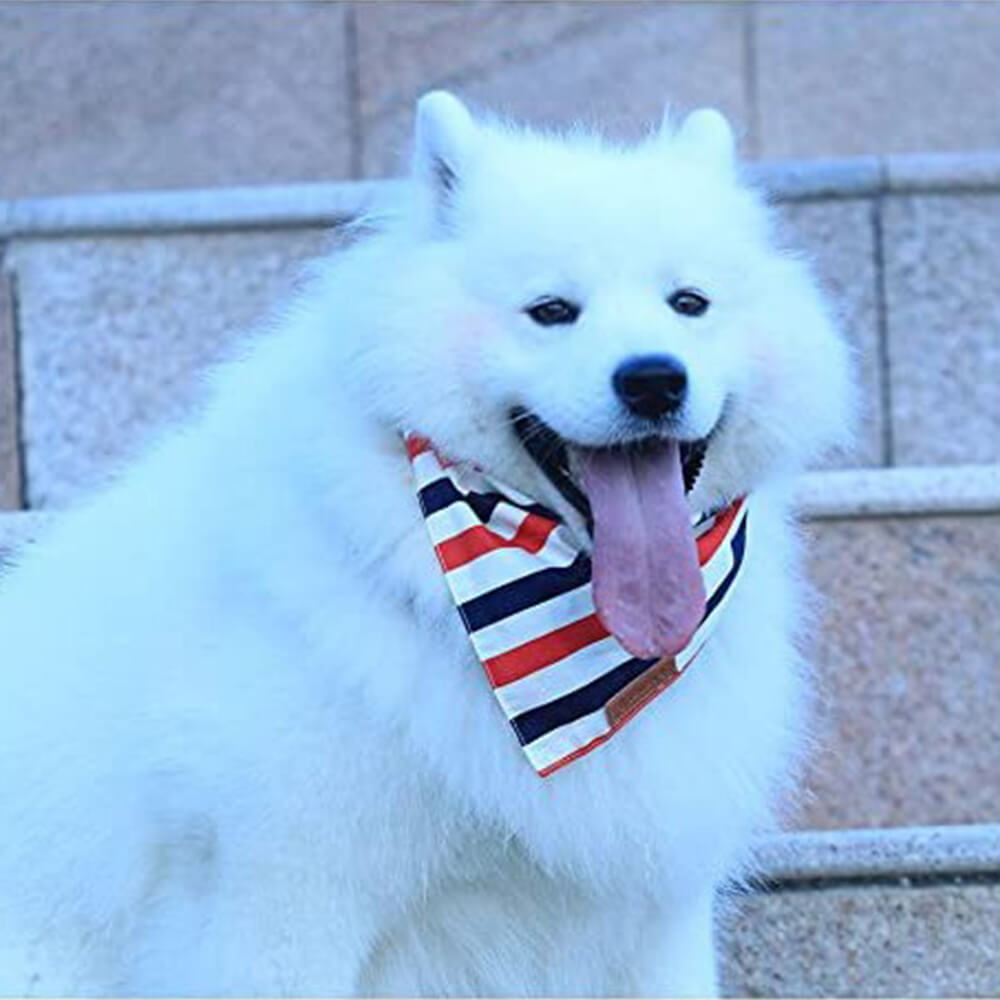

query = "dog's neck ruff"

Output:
[[406, 434, 749, 777]]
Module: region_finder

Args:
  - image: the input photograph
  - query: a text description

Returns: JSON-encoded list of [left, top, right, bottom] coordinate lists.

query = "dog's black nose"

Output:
[[612, 354, 688, 420]]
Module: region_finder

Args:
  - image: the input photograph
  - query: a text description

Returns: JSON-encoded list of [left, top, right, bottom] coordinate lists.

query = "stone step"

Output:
[[2, 464, 998, 834], [797, 465, 1000, 831], [1, 152, 999, 506], [722, 823, 1000, 997]]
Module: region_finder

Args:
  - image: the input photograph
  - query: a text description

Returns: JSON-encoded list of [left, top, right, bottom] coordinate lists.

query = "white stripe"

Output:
[[493, 634, 628, 717], [410, 449, 448, 491], [485, 502, 533, 542], [413, 452, 505, 498], [443, 526, 579, 604], [523, 707, 611, 773], [698, 529, 736, 601], [424, 498, 529, 547], [424, 500, 482, 546], [470, 584, 596, 659]]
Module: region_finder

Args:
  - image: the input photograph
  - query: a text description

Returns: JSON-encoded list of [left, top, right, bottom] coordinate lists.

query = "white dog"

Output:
[[0, 93, 851, 995]]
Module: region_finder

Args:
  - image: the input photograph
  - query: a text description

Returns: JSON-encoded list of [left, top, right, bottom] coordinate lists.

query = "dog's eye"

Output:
[[668, 289, 710, 317], [525, 297, 580, 326]]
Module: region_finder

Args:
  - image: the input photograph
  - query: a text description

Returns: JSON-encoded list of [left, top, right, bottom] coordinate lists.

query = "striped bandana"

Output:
[[406, 434, 749, 777]]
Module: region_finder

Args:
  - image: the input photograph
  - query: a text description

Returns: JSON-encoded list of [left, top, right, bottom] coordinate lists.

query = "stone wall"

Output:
[[3, 1, 1000, 198]]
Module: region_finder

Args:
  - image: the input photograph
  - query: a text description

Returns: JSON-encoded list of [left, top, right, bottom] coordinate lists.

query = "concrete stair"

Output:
[[723, 824, 1000, 997], [1, 154, 999, 995]]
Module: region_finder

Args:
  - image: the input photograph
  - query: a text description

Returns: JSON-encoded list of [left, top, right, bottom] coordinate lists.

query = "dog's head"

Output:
[[347, 92, 853, 655]]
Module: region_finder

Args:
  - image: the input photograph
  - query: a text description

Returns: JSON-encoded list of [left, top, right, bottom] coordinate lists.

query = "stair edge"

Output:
[[4, 151, 1000, 238]]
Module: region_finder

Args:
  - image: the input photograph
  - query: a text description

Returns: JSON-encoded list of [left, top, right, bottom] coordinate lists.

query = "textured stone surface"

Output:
[[2, 182, 390, 239], [5, 0, 1000, 202], [752, 157, 882, 202], [754, 1, 1000, 159], [720, 881, 1000, 997], [356, 1, 748, 176], [0, 2, 350, 198], [886, 151, 1000, 195], [797, 515, 1000, 830], [883, 194, 1000, 466], [354, 1, 595, 122], [10, 229, 331, 507], [0, 271, 21, 509], [754, 824, 1000, 883], [776, 200, 883, 468], [796, 465, 1000, 521]]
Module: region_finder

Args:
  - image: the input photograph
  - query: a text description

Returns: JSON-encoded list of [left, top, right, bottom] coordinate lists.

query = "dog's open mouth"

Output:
[[510, 407, 711, 660]]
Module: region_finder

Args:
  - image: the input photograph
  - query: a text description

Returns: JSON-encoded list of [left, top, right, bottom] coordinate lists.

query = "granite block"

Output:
[[9, 229, 331, 507], [720, 881, 1000, 997], [754, 1, 1000, 159], [882, 194, 1000, 466], [354, 0, 597, 122], [798, 514, 1000, 830], [795, 464, 1000, 521], [751, 157, 883, 202], [886, 151, 1000, 195], [754, 823, 1000, 884], [776, 200, 883, 468], [0, 2, 351, 199], [356, 1, 748, 177]]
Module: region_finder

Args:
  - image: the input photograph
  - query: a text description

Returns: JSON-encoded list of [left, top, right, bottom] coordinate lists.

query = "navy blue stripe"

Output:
[[511, 655, 657, 746], [417, 476, 558, 522], [460, 552, 592, 632], [417, 477, 478, 517], [701, 512, 747, 623]]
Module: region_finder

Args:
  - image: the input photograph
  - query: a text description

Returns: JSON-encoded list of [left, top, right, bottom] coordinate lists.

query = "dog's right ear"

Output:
[[671, 108, 737, 172], [412, 91, 477, 231]]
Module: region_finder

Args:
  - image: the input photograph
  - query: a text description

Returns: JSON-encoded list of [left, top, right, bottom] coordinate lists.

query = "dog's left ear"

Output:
[[412, 91, 477, 230], [670, 107, 737, 170]]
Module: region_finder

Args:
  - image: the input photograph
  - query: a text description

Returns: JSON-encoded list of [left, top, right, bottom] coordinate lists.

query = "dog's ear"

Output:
[[413, 91, 477, 230], [671, 108, 737, 170]]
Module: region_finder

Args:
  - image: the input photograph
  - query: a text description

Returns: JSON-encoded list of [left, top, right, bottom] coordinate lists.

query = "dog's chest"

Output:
[[332, 489, 794, 891]]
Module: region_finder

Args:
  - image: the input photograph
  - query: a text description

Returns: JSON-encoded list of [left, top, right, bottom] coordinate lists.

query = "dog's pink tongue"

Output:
[[581, 442, 706, 659]]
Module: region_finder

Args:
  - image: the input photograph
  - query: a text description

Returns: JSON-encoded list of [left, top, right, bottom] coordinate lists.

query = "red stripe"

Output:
[[696, 498, 743, 564], [405, 434, 431, 459], [483, 613, 609, 687], [407, 435, 459, 469], [436, 513, 559, 572]]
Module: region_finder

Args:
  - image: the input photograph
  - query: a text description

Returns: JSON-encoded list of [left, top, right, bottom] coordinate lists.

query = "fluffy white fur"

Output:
[[0, 93, 852, 996]]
